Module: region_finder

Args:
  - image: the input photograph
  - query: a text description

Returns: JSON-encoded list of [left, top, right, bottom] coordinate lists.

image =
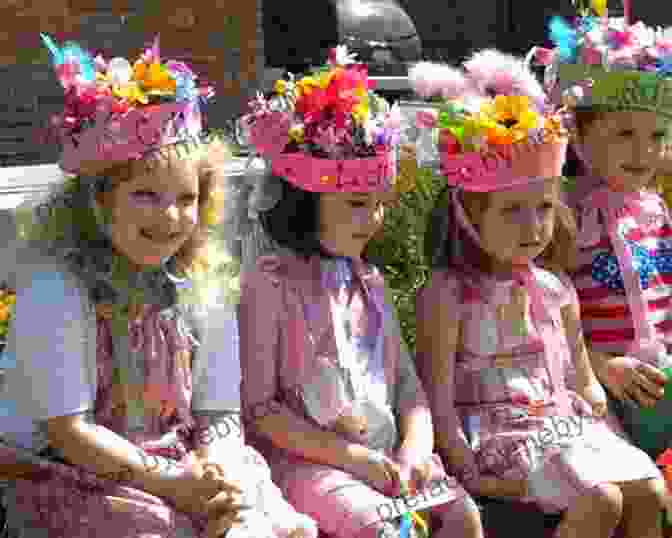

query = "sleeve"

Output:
[[238, 259, 284, 424], [415, 271, 481, 489], [190, 301, 241, 412], [4, 245, 95, 422]]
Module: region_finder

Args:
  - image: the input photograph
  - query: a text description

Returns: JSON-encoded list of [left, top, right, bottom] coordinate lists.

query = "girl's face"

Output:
[[319, 192, 386, 258], [475, 179, 558, 272], [99, 160, 200, 268], [579, 110, 669, 192]]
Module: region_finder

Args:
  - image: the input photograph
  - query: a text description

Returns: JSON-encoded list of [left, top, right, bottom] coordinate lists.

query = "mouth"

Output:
[[140, 229, 181, 244], [519, 242, 542, 248], [621, 165, 651, 175]]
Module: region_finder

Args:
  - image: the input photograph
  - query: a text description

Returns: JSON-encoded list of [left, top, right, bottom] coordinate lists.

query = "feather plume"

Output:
[[463, 49, 547, 112], [408, 61, 469, 100], [549, 16, 578, 62]]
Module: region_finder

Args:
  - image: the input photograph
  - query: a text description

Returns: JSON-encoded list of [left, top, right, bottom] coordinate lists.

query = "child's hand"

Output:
[[204, 489, 251, 538], [594, 355, 665, 408], [348, 450, 401, 495], [578, 381, 608, 417]]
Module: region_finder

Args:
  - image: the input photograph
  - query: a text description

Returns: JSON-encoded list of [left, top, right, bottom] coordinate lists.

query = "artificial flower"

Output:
[[275, 79, 287, 95], [112, 81, 149, 105], [329, 44, 358, 66], [288, 125, 304, 143], [133, 60, 177, 94]]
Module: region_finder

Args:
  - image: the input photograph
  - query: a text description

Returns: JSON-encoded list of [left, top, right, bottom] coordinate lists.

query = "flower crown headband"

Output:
[[409, 49, 568, 192], [41, 34, 215, 173], [242, 45, 402, 193], [528, 0, 672, 117]]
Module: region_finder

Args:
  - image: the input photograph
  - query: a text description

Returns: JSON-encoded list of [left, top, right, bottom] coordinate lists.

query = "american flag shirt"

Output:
[[570, 189, 672, 362]]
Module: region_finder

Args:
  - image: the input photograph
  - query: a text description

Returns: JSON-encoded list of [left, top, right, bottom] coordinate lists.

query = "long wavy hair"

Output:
[[16, 138, 240, 306]]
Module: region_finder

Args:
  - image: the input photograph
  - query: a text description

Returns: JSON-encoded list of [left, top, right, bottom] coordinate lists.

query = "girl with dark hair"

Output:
[[412, 49, 665, 538], [236, 46, 484, 538]]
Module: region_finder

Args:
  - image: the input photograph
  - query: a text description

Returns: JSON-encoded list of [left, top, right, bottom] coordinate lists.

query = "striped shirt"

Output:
[[570, 190, 672, 358]]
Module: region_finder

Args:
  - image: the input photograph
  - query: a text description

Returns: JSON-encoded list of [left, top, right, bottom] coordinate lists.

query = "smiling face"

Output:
[[472, 179, 558, 272], [318, 192, 387, 258], [578, 110, 670, 192], [98, 158, 200, 269]]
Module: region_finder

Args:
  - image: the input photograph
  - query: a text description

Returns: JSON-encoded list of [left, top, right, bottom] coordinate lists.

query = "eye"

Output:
[[179, 193, 198, 204], [616, 129, 634, 138], [349, 201, 367, 208], [653, 130, 668, 141], [501, 204, 521, 214], [131, 190, 157, 199], [541, 202, 554, 211]]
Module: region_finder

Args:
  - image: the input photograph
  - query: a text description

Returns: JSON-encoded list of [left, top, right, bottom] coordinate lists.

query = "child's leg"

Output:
[[555, 483, 623, 538], [616, 478, 666, 538], [431, 495, 484, 538]]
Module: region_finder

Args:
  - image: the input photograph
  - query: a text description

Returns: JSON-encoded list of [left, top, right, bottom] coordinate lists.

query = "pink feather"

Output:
[[463, 49, 547, 112], [408, 62, 469, 100]]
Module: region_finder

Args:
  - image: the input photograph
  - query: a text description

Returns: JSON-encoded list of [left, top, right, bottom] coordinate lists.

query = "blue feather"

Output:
[[549, 16, 578, 62], [40, 33, 63, 66], [61, 42, 96, 83], [399, 514, 413, 538]]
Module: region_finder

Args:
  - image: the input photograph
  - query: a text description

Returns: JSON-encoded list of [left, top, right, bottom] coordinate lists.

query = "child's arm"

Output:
[[415, 275, 526, 500], [44, 414, 230, 513], [238, 263, 393, 482], [560, 275, 607, 416]]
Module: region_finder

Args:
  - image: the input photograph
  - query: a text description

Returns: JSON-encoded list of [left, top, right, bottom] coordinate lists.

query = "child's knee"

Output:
[[620, 478, 668, 510], [582, 483, 623, 519]]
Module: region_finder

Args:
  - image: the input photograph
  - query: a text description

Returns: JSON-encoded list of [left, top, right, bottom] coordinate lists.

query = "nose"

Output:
[[632, 136, 656, 162], [163, 204, 181, 223], [520, 207, 541, 240]]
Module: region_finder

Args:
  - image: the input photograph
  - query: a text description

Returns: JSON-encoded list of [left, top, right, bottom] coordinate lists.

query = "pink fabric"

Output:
[[575, 187, 670, 362], [269, 150, 396, 193], [440, 139, 567, 192], [416, 268, 660, 514], [239, 254, 468, 538], [9, 307, 208, 537]]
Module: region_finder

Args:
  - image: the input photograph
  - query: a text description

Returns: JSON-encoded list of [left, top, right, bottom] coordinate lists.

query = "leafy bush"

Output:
[[367, 165, 446, 352]]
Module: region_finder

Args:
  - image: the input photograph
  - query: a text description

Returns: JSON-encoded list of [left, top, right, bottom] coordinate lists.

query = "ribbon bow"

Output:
[[592, 240, 672, 292]]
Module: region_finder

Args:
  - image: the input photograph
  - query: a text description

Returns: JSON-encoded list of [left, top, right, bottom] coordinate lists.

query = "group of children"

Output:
[[3, 3, 672, 538]]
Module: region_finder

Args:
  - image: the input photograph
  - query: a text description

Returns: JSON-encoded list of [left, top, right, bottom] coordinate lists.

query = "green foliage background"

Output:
[[366, 167, 446, 353]]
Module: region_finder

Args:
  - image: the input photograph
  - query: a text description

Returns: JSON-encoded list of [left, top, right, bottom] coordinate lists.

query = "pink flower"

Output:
[[56, 62, 80, 89], [534, 47, 556, 66], [415, 110, 437, 128], [248, 111, 291, 158], [383, 103, 402, 130], [608, 30, 636, 49], [581, 46, 603, 65]]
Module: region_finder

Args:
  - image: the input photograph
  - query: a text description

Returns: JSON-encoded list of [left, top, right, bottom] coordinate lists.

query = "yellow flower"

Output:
[[318, 70, 334, 89], [297, 76, 319, 95], [112, 81, 149, 105], [288, 125, 304, 143], [480, 96, 540, 145], [352, 102, 369, 124], [6, 294, 14, 306], [275, 79, 287, 95], [592, 0, 607, 17], [0, 304, 9, 323]]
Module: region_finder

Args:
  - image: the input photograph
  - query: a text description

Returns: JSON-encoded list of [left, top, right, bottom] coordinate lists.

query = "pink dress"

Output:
[[416, 266, 660, 514], [239, 254, 473, 538]]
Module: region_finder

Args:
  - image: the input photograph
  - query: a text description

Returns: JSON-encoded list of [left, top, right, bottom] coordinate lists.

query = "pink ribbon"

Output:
[[415, 110, 437, 129], [451, 190, 572, 414]]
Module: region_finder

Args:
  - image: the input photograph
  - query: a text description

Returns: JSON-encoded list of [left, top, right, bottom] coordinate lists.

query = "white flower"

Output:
[[332, 45, 358, 66], [630, 21, 656, 48]]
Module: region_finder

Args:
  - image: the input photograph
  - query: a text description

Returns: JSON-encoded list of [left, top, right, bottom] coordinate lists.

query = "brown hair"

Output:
[[573, 109, 604, 138], [91, 139, 230, 277], [460, 179, 578, 272]]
